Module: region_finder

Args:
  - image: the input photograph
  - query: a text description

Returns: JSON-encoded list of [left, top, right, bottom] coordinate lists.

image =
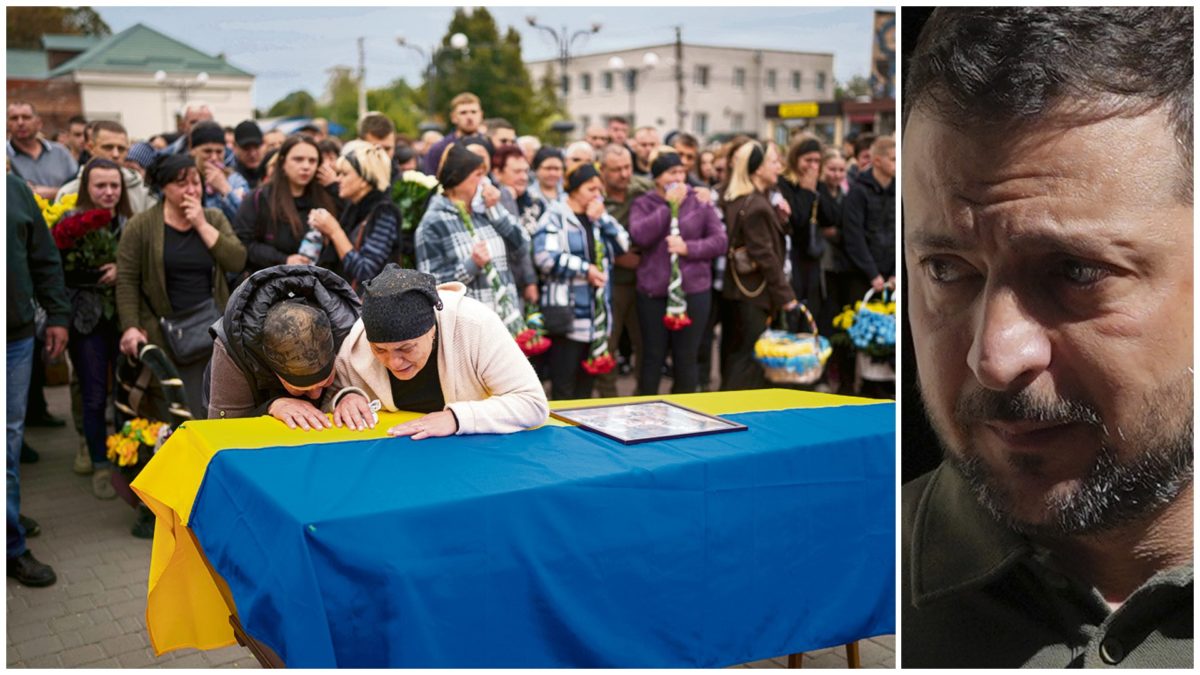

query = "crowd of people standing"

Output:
[[7, 93, 894, 583]]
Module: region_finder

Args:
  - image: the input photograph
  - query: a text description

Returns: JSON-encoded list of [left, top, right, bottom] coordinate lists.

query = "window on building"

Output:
[[766, 69, 777, 90], [580, 115, 590, 131], [626, 69, 638, 92], [602, 71, 614, 92], [560, 74, 569, 96], [580, 72, 592, 94], [694, 112, 708, 136], [733, 67, 745, 89], [732, 113, 745, 131], [791, 70, 802, 91], [694, 65, 709, 87], [817, 72, 827, 92]]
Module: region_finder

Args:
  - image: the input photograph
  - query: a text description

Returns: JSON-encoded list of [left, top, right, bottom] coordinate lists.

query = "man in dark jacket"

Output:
[[7, 174, 69, 587], [205, 265, 361, 428], [842, 135, 895, 294]]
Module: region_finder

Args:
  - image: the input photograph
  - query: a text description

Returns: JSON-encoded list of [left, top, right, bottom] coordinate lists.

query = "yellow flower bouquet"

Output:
[[33, 192, 77, 227], [106, 418, 169, 468]]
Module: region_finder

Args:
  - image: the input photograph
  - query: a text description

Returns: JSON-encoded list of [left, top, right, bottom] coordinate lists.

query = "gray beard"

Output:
[[927, 381, 1194, 537], [947, 427, 1193, 537]]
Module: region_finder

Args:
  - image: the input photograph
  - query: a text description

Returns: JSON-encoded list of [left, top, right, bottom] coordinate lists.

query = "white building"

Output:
[[527, 43, 835, 144]]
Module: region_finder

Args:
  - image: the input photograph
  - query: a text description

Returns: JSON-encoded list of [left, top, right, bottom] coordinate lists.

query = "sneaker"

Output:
[[6, 550, 57, 587], [18, 514, 40, 538], [92, 468, 117, 500], [19, 442, 39, 464], [73, 442, 93, 475], [131, 505, 155, 539]]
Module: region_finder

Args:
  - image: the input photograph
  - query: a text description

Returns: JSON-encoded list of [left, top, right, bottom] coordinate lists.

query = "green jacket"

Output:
[[115, 203, 246, 351], [902, 463, 1193, 668], [7, 174, 70, 342]]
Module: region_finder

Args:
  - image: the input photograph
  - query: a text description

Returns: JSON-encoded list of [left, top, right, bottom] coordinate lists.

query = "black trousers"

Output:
[[719, 299, 770, 391], [547, 337, 594, 401], [697, 289, 725, 389], [635, 291, 711, 396]]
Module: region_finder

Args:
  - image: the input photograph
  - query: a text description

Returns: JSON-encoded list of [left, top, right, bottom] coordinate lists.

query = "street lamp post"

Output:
[[154, 70, 209, 133], [607, 52, 658, 127], [397, 32, 469, 127], [525, 15, 601, 98]]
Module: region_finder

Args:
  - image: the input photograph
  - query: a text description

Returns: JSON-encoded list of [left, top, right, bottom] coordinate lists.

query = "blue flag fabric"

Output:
[[190, 405, 896, 667]]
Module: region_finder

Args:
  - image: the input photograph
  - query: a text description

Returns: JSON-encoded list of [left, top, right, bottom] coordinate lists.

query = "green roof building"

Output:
[[7, 23, 254, 140]]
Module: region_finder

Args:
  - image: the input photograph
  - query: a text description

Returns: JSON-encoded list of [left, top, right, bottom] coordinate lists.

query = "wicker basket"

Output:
[[857, 351, 896, 382], [755, 303, 832, 385], [850, 288, 895, 382]]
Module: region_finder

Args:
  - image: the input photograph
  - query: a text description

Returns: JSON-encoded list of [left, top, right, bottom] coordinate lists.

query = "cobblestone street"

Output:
[[7, 382, 893, 669]]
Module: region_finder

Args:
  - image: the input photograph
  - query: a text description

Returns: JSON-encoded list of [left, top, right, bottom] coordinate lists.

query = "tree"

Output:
[[530, 65, 569, 141], [315, 66, 360, 138], [835, 75, 873, 101], [429, 8, 550, 135], [366, 78, 424, 139], [7, 6, 110, 49], [267, 90, 318, 118]]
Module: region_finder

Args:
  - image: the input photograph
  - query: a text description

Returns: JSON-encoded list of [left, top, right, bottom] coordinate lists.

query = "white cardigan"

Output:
[[330, 282, 549, 435]]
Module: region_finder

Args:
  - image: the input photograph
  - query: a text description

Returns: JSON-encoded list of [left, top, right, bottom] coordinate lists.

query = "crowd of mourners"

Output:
[[7, 93, 894, 580]]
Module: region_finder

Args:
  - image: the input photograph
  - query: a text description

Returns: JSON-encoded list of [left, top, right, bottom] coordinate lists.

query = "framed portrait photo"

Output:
[[551, 400, 748, 445]]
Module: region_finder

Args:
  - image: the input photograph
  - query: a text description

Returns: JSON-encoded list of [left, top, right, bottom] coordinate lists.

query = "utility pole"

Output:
[[357, 37, 367, 122], [674, 26, 685, 131]]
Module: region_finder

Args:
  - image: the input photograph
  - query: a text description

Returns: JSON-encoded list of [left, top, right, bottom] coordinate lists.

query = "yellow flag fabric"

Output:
[[131, 389, 882, 655]]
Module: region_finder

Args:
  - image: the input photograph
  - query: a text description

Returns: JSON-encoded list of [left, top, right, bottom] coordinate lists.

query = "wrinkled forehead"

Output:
[[904, 107, 1184, 212]]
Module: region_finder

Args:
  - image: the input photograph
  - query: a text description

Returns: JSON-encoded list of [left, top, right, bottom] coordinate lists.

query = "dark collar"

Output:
[[7, 138, 52, 158], [909, 462, 1031, 606]]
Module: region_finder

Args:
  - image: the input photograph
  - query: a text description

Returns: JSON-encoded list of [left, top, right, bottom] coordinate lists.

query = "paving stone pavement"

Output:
[[8, 381, 894, 669]]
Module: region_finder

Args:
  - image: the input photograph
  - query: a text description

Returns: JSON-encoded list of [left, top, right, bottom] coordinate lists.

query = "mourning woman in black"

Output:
[[235, 135, 339, 275]]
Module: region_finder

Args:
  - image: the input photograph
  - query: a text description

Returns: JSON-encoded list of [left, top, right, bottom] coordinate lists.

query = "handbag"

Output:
[[540, 225, 579, 336], [541, 305, 575, 336], [159, 297, 221, 365], [726, 205, 767, 298]]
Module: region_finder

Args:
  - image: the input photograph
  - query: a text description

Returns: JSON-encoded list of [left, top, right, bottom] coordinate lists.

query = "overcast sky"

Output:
[[94, 5, 891, 109]]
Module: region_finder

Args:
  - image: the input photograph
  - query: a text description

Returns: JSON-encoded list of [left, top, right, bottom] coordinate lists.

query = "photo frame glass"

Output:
[[551, 400, 748, 444]]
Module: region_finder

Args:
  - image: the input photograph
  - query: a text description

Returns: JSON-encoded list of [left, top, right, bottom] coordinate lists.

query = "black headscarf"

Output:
[[564, 162, 601, 193], [437, 143, 484, 191], [651, 152, 683, 179]]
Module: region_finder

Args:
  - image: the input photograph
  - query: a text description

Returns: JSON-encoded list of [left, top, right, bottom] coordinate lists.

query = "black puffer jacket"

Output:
[[842, 167, 895, 280], [204, 265, 361, 411]]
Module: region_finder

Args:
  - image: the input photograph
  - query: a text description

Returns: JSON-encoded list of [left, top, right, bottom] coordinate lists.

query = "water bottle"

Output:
[[298, 228, 324, 261]]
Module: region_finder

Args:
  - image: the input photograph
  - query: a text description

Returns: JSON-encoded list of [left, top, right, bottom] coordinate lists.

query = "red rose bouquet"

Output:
[[662, 199, 692, 331], [53, 208, 116, 273], [581, 232, 616, 376]]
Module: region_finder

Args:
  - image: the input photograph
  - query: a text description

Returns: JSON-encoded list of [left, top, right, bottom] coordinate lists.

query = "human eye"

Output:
[[1057, 258, 1109, 287], [920, 256, 976, 284]]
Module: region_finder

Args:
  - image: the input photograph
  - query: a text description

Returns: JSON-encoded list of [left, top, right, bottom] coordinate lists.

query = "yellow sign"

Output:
[[778, 102, 820, 118]]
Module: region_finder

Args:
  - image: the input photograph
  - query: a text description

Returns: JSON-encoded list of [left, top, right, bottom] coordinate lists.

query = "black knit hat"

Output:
[[436, 142, 484, 191], [361, 265, 443, 343], [650, 151, 683, 179], [190, 121, 225, 148]]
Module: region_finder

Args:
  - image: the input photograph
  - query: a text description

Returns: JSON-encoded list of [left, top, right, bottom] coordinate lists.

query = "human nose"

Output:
[[967, 286, 1051, 392]]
